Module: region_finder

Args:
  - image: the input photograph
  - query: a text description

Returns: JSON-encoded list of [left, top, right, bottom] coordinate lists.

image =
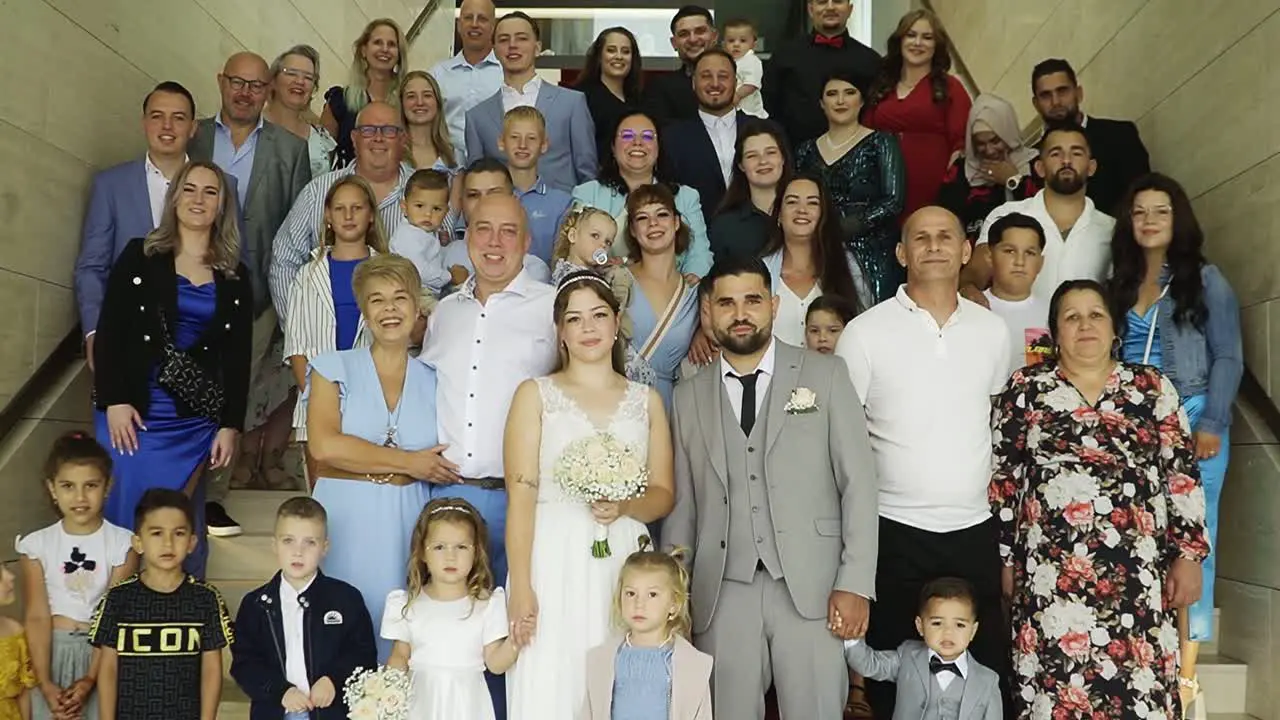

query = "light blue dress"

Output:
[[626, 272, 699, 414], [305, 348, 438, 661]]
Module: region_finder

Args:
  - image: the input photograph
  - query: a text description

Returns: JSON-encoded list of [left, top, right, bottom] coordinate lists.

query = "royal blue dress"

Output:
[[304, 347, 439, 662], [97, 277, 220, 578]]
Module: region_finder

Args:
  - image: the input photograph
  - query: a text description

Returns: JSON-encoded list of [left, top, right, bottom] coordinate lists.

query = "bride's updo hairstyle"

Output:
[[553, 269, 628, 375]]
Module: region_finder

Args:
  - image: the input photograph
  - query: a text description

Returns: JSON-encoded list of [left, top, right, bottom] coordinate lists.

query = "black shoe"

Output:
[[206, 502, 243, 538]]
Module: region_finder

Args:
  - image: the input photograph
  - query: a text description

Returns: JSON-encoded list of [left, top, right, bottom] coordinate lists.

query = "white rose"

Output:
[[1120, 613, 1134, 629], [1131, 667, 1157, 694], [618, 456, 642, 481], [1123, 482, 1136, 497], [792, 387, 817, 408], [1015, 652, 1041, 678], [1102, 527, 1121, 548], [1093, 496, 1114, 514], [1134, 536, 1158, 563], [1031, 564, 1058, 598], [1031, 694, 1054, 720], [1099, 658, 1118, 680], [1089, 627, 1110, 646]]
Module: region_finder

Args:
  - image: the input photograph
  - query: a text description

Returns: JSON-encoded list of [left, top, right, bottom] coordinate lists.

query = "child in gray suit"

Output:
[[841, 577, 1002, 720]]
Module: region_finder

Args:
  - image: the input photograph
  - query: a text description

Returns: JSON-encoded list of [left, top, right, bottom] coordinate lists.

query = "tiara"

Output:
[[429, 503, 473, 516], [556, 272, 611, 297]]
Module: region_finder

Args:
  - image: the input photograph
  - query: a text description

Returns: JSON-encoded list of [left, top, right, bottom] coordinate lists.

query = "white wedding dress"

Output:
[[506, 377, 652, 719]]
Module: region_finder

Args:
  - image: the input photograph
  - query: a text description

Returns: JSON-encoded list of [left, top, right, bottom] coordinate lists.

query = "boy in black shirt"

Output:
[[90, 489, 232, 720]]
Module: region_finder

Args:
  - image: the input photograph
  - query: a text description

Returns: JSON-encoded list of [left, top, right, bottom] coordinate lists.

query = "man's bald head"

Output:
[[352, 101, 404, 174], [458, 0, 497, 54], [218, 52, 271, 124], [468, 195, 530, 291], [902, 206, 964, 240], [897, 205, 969, 285]]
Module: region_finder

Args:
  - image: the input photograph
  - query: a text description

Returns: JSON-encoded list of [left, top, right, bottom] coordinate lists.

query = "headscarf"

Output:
[[964, 94, 1038, 186]]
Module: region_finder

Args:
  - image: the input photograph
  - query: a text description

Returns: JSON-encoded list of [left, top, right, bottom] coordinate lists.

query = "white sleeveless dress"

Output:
[[506, 377, 652, 719]]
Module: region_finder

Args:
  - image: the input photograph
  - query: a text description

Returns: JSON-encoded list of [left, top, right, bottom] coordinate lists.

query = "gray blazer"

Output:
[[464, 82, 597, 192], [665, 341, 879, 633], [191, 117, 311, 316], [845, 640, 1002, 720]]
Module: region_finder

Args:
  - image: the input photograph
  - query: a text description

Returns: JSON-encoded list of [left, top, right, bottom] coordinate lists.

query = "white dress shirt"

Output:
[[145, 153, 184, 227], [420, 270, 558, 478], [835, 286, 1010, 533], [429, 50, 504, 158], [977, 190, 1115, 299], [501, 75, 544, 114], [280, 576, 315, 698], [699, 110, 738, 187], [719, 338, 776, 424]]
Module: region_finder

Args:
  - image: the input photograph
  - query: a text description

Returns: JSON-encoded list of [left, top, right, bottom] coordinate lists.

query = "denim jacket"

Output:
[[1155, 264, 1243, 435]]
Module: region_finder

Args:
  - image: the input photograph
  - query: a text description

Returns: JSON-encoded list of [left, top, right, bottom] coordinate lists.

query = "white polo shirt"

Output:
[[977, 190, 1115, 299], [835, 286, 1010, 533]]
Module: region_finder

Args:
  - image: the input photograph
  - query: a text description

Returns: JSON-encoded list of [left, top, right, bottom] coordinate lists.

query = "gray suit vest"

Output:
[[720, 384, 784, 583], [923, 672, 966, 720]]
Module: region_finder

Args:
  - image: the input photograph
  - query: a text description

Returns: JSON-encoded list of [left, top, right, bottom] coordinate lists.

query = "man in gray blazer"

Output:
[[665, 255, 879, 719], [464, 12, 596, 192]]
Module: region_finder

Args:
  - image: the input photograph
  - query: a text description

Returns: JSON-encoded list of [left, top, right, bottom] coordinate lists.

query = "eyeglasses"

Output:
[[1131, 205, 1172, 222], [222, 74, 269, 94], [618, 129, 656, 144], [279, 67, 316, 83], [356, 124, 404, 138]]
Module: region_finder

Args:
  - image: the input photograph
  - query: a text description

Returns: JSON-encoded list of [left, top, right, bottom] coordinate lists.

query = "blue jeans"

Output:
[[1188, 429, 1227, 642]]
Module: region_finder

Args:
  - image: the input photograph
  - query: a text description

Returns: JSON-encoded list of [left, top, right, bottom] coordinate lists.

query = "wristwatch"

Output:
[[1005, 174, 1022, 191]]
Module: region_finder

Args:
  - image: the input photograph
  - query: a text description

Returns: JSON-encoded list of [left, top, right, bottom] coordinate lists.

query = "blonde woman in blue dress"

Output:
[[503, 271, 676, 718]]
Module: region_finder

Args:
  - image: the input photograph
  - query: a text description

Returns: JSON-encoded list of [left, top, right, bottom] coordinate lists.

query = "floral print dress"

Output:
[[989, 362, 1209, 720]]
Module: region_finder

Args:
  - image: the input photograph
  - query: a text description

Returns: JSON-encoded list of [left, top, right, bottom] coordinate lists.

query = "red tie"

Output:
[[814, 33, 845, 49]]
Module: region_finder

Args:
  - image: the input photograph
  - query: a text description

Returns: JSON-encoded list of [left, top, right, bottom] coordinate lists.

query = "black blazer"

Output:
[[581, 81, 639, 165], [1082, 116, 1150, 216], [763, 33, 882, 146], [230, 571, 377, 720], [665, 111, 750, 219], [92, 237, 252, 430], [642, 68, 698, 128]]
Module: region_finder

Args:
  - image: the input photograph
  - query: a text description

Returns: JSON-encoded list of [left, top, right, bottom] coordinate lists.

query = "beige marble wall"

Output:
[[0, 0, 450, 411], [933, 2, 1280, 716]]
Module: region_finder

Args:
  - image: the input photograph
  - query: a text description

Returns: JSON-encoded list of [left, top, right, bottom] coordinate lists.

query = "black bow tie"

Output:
[[929, 656, 961, 677]]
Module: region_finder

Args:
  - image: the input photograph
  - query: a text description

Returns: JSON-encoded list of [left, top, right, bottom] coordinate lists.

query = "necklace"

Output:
[[820, 126, 869, 155]]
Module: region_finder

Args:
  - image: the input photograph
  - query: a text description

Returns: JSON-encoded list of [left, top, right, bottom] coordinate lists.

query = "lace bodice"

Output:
[[535, 377, 650, 503]]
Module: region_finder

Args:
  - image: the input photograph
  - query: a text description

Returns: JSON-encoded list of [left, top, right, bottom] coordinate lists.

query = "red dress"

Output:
[[864, 74, 971, 219]]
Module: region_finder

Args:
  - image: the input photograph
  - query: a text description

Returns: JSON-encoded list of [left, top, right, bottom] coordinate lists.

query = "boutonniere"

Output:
[[784, 387, 819, 415]]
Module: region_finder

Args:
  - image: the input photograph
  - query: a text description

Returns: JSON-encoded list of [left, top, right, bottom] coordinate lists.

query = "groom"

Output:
[[666, 256, 880, 719]]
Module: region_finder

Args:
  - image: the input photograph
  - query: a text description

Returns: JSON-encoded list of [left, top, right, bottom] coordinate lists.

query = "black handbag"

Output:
[[155, 307, 225, 421]]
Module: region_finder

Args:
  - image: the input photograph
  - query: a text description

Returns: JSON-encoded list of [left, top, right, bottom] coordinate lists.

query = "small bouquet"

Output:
[[553, 431, 650, 558], [343, 665, 413, 720]]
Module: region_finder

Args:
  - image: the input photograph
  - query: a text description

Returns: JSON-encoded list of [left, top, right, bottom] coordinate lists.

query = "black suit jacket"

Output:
[[763, 33, 881, 146], [1082, 116, 1150, 216], [92, 238, 253, 429], [643, 67, 698, 128], [230, 572, 378, 720], [665, 111, 750, 218]]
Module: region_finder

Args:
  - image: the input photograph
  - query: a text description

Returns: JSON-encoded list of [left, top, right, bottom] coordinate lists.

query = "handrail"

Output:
[[0, 328, 83, 441], [1237, 369, 1280, 444], [406, 0, 446, 44]]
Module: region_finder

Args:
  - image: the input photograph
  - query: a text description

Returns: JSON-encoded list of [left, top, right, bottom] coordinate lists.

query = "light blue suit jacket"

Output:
[[74, 159, 248, 335], [464, 83, 597, 192]]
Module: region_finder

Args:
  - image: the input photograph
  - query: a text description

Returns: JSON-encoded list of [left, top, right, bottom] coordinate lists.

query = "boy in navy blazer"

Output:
[[231, 497, 376, 720]]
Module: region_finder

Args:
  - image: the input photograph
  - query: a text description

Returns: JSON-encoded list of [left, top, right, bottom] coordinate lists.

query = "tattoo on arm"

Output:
[[513, 475, 540, 490]]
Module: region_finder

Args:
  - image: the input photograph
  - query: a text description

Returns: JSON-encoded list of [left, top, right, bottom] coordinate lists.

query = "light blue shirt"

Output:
[[429, 50, 504, 159], [516, 177, 573, 263], [212, 112, 263, 209]]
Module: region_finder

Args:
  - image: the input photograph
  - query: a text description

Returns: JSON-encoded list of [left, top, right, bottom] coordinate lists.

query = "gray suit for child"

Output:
[[845, 640, 1002, 720]]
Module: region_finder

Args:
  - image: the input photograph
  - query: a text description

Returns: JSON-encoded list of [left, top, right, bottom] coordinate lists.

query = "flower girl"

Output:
[[382, 498, 526, 720], [581, 545, 713, 719]]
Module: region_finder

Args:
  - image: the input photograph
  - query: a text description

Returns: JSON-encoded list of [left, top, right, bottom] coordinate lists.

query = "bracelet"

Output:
[[366, 472, 396, 485]]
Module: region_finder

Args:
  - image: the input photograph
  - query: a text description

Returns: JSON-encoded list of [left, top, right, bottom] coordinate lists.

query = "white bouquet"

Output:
[[553, 431, 650, 558], [343, 665, 413, 720]]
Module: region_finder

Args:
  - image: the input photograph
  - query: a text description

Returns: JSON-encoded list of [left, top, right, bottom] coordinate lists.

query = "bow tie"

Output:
[[929, 656, 962, 676], [814, 33, 845, 49]]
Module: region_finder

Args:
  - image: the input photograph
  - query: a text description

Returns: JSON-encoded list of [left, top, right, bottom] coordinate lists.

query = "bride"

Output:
[[503, 270, 675, 718]]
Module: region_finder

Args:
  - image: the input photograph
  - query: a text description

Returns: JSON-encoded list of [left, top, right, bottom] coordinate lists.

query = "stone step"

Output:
[[208, 533, 277, 583], [1197, 655, 1248, 715], [1202, 606, 1221, 657], [219, 489, 302, 535]]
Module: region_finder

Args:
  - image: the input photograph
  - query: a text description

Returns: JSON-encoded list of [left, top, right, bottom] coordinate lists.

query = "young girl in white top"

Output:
[[17, 432, 136, 720], [382, 499, 528, 720], [581, 545, 714, 720], [550, 205, 618, 284]]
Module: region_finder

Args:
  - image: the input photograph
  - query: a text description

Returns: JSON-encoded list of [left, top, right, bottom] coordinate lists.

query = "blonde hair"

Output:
[[352, 254, 422, 315], [268, 44, 323, 125], [143, 160, 241, 276], [502, 105, 547, 134], [346, 19, 408, 114], [612, 542, 693, 640], [400, 70, 457, 169], [404, 498, 494, 616], [551, 205, 615, 262], [321, 175, 389, 253]]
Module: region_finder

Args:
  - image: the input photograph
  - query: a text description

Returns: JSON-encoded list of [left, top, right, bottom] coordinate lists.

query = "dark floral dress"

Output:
[[990, 361, 1209, 720]]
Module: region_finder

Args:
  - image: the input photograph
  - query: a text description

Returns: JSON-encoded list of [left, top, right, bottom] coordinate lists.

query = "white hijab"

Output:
[[964, 94, 1038, 186]]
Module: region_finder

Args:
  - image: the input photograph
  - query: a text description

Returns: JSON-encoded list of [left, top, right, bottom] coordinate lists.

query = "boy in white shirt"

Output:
[[723, 18, 768, 119], [389, 169, 464, 296], [983, 212, 1053, 376]]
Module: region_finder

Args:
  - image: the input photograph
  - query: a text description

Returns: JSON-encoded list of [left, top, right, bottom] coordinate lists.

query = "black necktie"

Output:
[[929, 656, 961, 677], [733, 371, 761, 436]]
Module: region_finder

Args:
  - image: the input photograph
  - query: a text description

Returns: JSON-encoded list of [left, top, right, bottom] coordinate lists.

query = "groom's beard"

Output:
[[714, 321, 772, 356]]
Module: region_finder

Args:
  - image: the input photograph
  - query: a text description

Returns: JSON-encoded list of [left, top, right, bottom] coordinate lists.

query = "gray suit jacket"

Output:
[[191, 117, 311, 316], [665, 341, 879, 633], [464, 83, 598, 192], [844, 640, 1001, 720]]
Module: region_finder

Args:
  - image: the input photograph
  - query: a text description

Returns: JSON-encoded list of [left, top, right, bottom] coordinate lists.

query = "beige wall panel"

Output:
[[987, 0, 1146, 126], [1216, 579, 1275, 719], [930, 0, 1061, 92], [1191, 152, 1280, 307], [0, 1, 154, 168], [1137, 13, 1280, 199], [1217, 442, 1280, 590], [294, 0, 380, 70], [1081, 0, 1280, 122], [1241, 301, 1271, 398], [1270, 298, 1280, 404], [354, 0, 414, 23], [34, 282, 76, 365], [0, 269, 42, 409]]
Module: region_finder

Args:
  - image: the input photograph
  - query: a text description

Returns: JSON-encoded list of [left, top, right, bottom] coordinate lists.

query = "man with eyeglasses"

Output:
[[191, 51, 312, 538], [270, 102, 415, 329]]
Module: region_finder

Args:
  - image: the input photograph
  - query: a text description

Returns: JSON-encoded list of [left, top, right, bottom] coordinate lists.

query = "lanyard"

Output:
[[1141, 285, 1171, 364]]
